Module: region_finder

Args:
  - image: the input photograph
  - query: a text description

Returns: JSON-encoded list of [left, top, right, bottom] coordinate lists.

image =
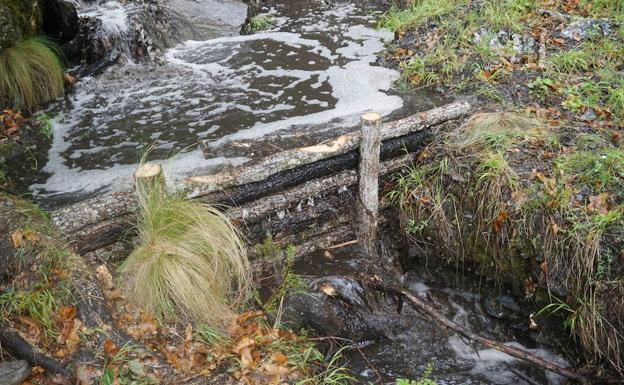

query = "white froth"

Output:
[[34, 2, 402, 197]]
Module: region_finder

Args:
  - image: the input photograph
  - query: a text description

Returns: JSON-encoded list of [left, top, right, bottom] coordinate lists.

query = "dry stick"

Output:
[[357, 112, 382, 258], [372, 284, 589, 384]]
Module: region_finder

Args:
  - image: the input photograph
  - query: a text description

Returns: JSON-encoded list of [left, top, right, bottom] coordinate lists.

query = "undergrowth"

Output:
[[0, 37, 64, 110], [390, 112, 624, 372], [379, 0, 624, 123]]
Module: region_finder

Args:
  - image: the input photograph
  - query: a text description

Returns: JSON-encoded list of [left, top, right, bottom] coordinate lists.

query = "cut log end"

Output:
[[362, 112, 382, 124], [134, 163, 162, 180]]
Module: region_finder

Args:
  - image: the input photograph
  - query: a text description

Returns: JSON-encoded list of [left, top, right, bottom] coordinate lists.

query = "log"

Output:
[[357, 112, 381, 258], [134, 162, 165, 199], [0, 322, 70, 377], [186, 101, 470, 196], [57, 152, 418, 255]]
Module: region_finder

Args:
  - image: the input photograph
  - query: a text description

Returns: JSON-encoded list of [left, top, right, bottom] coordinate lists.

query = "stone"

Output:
[[42, 0, 79, 43], [0, 360, 31, 385], [0, 3, 22, 52], [166, 0, 248, 39], [562, 19, 611, 41]]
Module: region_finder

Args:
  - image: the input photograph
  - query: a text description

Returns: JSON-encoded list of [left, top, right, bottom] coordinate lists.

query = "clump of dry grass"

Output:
[[120, 181, 251, 329]]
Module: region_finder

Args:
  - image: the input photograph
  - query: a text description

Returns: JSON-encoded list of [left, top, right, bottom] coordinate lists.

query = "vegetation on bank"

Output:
[[379, 0, 624, 125], [0, 37, 64, 110], [388, 112, 624, 372], [248, 14, 274, 33]]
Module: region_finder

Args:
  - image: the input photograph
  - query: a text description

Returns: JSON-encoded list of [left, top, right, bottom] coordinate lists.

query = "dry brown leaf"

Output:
[[319, 284, 336, 296], [104, 339, 119, 357], [95, 265, 114, 290], [492, 211, 508, 234], [76, 364, 102, 385], [587, 193, 610, 215], [270, 351, 288, 365], [11, 230, 24, 249]]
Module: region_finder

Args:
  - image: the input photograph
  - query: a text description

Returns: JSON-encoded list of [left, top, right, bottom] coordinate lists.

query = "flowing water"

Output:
[[32, 0, 446, 204], [292, 249, 570, 385]]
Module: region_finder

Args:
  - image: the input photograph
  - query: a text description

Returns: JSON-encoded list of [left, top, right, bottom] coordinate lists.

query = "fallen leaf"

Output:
[[270, 351, 288, 365], [319, 284, 336, 297], [492, 211, 508, 234], [104, 339, 119, 357], [95, 265, 114, 290], [11, 230, 24, 248], [76, 364, 102, 385], [587, 193, 610, 215]]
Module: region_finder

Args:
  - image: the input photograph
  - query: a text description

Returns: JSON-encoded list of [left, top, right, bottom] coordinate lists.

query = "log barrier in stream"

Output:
[[51, 100, 472, 257]]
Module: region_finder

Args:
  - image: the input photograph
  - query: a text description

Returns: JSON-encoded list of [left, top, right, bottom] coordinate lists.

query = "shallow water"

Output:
[[31, 0, 445, 204], [293, 249, 569, 385]]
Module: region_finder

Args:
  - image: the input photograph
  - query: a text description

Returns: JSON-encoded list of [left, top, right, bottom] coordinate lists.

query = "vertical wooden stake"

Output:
[[357, 112, 382, 257]]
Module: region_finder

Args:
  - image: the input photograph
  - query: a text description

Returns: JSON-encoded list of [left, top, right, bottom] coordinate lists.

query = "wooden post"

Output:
[[134, 163, 165, 200], [357, 112, 381, 257]]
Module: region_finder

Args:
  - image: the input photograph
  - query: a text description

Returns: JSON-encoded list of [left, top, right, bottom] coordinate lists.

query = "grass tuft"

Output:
[[120, 183, 252, 329], [0, 37, 64, 110], [248, 14, 274, 32]]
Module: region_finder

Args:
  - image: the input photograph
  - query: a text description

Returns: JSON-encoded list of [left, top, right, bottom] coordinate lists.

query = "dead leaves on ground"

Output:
[[0, 109, 26, 138]]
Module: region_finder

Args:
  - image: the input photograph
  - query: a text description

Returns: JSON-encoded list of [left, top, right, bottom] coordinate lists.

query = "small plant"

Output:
[[100, 343, 156, 385], [296, 346, 354, 385], [35, 113, 53, 139], [255, 237, 305, 315], [0, 37, 64, 110], [396, 364, 438, 385], [120, 180, 252, 328], [248, 14, 274, 32], [0, 286, 60, 338]]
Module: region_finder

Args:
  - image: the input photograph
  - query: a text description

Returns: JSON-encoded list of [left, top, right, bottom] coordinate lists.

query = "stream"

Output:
[[290, 248, 570, 385], [32, 0, 446, 204]]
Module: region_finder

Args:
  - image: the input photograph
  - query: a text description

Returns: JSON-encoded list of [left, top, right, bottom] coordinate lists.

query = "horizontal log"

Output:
[[187, 101, 470, 196], [51, 102, 469, 253]]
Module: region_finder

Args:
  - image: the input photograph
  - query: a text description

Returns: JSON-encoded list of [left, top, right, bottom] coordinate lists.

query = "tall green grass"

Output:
[[0, 37, 64, 110], [120, 181, 252, 328]]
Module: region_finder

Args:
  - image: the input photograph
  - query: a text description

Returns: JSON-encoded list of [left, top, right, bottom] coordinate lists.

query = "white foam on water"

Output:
[[33, 2, 402, 197], [448, 335, 569, 385], [80, 1, 129, 35]]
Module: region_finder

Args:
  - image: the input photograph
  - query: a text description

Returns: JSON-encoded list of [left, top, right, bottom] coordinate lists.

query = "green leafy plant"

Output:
[[35, 112, 54, 139], [120, 175, 252, 328], [0, 37, 64, 110], [249, 14, 274, 32], [396, 364, 438, 385]]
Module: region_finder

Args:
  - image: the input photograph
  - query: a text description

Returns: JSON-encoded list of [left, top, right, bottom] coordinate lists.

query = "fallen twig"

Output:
[[325, 240, 358, 250], [370, 282, 590, 384]]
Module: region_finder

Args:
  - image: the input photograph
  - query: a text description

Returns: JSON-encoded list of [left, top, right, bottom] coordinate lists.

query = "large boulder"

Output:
[[42, 0, 79, 43], [0, 0, 42, 51]]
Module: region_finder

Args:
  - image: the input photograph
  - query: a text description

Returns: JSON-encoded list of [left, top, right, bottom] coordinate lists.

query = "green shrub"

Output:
[[0, 37, 64, 110]]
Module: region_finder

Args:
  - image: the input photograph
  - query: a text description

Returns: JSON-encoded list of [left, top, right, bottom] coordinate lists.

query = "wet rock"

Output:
[[562, 19, 611, 41], [42, 0, 79, 43], [309, 276, 367, 308], [166, 0, 248, 39], [0, 0, 43, 51], [473, 28, 536, 63], [0, 360, 30, 385], [282, 292, 379, 340], [0, 3, 21, 51], [483, 293, 522, 321]]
